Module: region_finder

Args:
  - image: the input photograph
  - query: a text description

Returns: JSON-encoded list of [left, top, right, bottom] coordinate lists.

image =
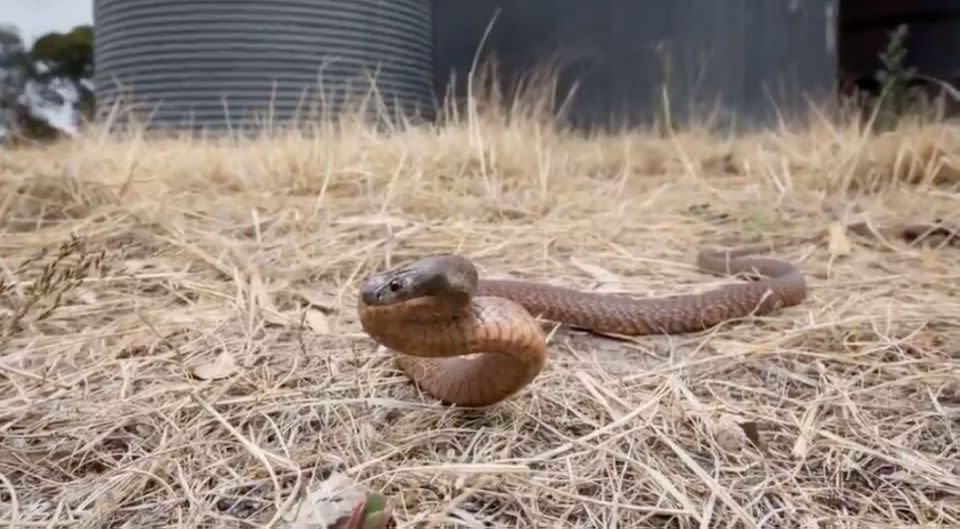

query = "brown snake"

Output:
[[356, 220, 958, 407]]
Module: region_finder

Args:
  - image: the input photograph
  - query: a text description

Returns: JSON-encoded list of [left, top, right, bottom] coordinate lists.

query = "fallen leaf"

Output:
[[115, 331, 161, 358], [827, 221, 852, 258], [714, 413, 747, 452], [281, 472, 363, 528], [261, 309, 294, 327], [297, 289, 339, 312], [305, 309, 330, 335], [250, 270, 281, 313], [280, 472, 394, 529], [191, 350, 238, 380], [249, 270, 292, 326], [76, 289, 98, 305], [335, 492, 393, 529]]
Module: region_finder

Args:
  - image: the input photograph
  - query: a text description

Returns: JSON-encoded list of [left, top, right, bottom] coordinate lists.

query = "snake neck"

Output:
[[357, 295, 549, 407]]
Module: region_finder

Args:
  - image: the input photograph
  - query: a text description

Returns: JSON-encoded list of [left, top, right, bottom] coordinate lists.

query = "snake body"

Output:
[[357, 248, 806, 407], [356, 219, 959, 407]]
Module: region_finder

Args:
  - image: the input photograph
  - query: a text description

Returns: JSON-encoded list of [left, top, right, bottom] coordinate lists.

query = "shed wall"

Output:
[[432, 0, 839, 131]]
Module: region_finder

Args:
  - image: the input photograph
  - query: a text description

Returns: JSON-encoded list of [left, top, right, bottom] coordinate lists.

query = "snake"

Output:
[[356, 219, 958, 407]]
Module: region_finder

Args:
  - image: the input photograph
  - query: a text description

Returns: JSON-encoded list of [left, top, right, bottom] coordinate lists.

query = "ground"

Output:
[[1, 106, 959, 528]]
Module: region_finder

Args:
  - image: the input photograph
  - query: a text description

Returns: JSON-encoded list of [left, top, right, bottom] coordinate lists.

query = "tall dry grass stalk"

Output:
[[1, 71, 959, 528]]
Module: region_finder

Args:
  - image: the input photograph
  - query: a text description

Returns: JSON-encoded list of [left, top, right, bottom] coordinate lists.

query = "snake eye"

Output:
[[387, 279, 403, 292]]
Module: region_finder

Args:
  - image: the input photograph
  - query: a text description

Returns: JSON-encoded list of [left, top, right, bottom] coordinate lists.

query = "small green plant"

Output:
[[872, 24, 921, 130]]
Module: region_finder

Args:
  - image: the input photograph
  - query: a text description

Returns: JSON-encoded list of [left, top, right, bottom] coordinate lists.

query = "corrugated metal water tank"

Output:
[[93, 0, 435, 132]]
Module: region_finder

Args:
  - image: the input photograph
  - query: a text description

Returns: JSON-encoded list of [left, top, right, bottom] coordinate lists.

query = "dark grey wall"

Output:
[[839, 0, 960, 90], [432, 0, 839, 131]]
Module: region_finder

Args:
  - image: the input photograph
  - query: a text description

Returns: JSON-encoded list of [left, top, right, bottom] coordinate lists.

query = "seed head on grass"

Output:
[[1, 234, 114, 351]]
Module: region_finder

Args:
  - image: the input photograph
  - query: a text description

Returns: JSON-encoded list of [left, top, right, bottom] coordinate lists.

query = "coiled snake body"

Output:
[[356, 219, 958, 407], [357, 248, 806, 407]]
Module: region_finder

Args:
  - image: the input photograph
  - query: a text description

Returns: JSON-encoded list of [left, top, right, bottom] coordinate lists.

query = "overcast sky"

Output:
[[1, 0, 92, 45]]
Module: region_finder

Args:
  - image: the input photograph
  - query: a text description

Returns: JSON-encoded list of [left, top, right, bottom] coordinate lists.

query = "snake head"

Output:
[[360, 254, 478, 307]]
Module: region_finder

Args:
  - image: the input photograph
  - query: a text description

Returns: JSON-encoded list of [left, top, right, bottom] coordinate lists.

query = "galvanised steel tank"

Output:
[[93, 0, 435, 132]]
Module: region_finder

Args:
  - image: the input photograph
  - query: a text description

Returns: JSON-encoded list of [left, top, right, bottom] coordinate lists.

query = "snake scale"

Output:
[[357, 220, 958, 407]]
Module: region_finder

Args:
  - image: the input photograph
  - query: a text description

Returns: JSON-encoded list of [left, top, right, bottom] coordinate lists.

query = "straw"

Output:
[[2, 85, 959, 528]]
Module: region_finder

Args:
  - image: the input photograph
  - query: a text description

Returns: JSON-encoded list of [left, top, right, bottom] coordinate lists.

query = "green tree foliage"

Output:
[[30, 25, 94, 81], [31, 25, 96, 122], [0, 24, 95, 142]]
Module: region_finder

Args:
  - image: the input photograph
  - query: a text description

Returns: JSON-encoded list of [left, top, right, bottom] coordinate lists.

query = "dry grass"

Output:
[[1, 98, 960, 529]]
